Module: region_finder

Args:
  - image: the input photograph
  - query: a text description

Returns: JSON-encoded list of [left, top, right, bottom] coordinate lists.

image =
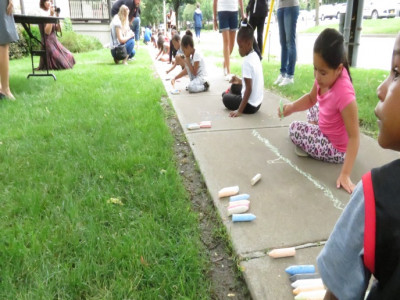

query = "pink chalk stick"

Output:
[[227, 205, 249, 216], [228, 200, 250, 209], [199, 121, 212, 128], [268, 247, 296, 258], [293, 285, 325, 295]]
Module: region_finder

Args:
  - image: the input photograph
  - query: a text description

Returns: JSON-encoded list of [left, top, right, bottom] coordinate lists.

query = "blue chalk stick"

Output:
[[232, 213, 256, 222], [285, 265, 315, 276], [230, 194, 250, 202]]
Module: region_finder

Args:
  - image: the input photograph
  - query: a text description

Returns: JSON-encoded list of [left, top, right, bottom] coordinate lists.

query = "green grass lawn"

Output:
[[231, 60, 386, 136], [303, 17, 400, 34], [1, 49, 211, 299]]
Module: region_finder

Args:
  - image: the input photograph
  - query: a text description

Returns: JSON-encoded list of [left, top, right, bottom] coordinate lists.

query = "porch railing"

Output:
[[69, 0, 111, 23]]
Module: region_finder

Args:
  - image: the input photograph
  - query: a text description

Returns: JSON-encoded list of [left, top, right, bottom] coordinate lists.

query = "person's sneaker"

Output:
[[204, 81, 210, 91], [279, 77, 294, 86], [225, 74, 233, 81], [294, 145, 309, 157], [273, 74, 285, 85]]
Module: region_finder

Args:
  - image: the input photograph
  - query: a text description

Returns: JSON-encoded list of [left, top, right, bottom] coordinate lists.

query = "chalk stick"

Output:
[[289, 273, 320, 283], [291, 279, 323, 289], [268, 247, 296, 258], [218, 186, 239, 198], [230, 194, 250, 202], [285, 265, 316, 276], [227, 205, 249, 216], [199, 121, 212, 128], [293, 284, 325, 295], [170, 89, 180, 95], [279, 99, 284, 119], [187, 123, 200, 130], [251, 173, 261, 185], [232, 213, 256, 222], [294, 290, 326, 300], [228, 200, 250, 208]]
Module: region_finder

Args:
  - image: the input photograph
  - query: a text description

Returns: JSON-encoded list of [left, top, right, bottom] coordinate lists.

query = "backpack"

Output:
[[247, 0, 269, 19]]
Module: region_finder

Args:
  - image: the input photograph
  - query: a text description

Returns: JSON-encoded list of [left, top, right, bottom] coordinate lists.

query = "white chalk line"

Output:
[[252, 130, 345, 210]]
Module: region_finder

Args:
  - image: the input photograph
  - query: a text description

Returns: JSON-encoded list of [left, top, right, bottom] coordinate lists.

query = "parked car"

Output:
[[363, 0, 396, 19], [319, 3, 344, 20]]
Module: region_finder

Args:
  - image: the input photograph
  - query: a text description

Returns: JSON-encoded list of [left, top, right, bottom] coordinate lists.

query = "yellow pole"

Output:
[[262, 0, 275, 57]]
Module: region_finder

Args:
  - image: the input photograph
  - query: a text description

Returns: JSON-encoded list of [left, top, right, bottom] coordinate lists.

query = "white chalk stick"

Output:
[[268, 247, 296, 258], [187, 123, 200, 130], [227, 205, 249, 216], [251, 173, 261, 185], [291, 279, 323, 289], [294, 290, 326, 300], [218, 186, 239, 198]]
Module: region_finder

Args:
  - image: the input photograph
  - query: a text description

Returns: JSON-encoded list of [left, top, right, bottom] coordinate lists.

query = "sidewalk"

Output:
[[148, 43, 398, 299]]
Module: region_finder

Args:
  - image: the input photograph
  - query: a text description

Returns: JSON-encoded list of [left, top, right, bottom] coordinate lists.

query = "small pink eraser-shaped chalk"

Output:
[[251, 173, 261, 185], [227, 204, 249, 216], [228, 200, 250, 208], [294, 290, 326, 300], [199, 121, 212, 128], [187, 123, 200, 130], [218, 186, 239, 198], [268, 247, 296, 258], [293, 285, 325, 295]]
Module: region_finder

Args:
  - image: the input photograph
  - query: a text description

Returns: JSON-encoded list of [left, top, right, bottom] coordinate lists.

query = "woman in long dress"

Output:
[[0, 0, 19, 100], [38, 0, 75, 70]]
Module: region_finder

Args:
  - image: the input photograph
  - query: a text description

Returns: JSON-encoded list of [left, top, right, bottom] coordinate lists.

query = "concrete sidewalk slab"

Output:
[[148, 43, 399, 299], [241, 246, 323, 299]]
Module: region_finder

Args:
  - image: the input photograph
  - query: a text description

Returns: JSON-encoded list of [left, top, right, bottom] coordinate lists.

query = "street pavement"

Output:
[[147, 33, 398, 298]]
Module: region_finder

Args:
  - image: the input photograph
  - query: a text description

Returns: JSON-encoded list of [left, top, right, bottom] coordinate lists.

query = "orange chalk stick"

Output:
[[268, 247, 296, 258]]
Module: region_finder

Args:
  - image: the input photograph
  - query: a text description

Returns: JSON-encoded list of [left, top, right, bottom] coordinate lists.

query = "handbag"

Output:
[[115, 44, 128, 60], [111, 28, 128, 60]]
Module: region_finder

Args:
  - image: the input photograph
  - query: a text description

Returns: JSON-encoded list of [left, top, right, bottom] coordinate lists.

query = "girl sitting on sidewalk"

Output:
[[279, 28, 359, 194], [171, 31, 209, 93], [222, 20, 264, 117]]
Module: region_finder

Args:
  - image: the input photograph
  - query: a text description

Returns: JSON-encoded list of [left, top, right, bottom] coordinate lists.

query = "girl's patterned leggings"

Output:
[[289, 104, 345, 164]]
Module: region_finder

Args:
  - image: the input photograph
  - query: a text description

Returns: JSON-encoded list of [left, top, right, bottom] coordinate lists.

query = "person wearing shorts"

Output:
[[213, 0, 245, 80]]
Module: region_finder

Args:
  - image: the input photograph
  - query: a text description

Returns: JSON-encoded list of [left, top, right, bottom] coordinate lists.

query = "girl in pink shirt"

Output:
[[279, 28, 360, 194]]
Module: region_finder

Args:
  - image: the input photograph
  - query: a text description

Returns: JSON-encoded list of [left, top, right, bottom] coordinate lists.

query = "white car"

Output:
[[363, 0, 396, 19]]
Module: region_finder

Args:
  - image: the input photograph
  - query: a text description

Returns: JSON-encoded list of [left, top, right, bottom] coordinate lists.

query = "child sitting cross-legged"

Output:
[[222, 19, 264, 117]]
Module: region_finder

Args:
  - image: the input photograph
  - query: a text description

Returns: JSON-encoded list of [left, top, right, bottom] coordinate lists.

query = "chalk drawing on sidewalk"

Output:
[[252, 130, 345, 210], [267, 157, 285, 164]]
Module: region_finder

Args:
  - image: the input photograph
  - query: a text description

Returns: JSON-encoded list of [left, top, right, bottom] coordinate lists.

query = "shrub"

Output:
[[59, 31, 103, 53], [62, 18, 73, 32], [203, 23, 213, 30], [9, 25, 30, 59]]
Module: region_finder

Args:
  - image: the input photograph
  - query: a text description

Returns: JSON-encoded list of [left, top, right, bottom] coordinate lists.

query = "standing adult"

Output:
[[246, 0, 268, 57], [0, 0, 19, 100], [193, 3, 203, 43], [111, 0, 141, 46], [213, 0, 245, 80], [274, 0, 299, 86]]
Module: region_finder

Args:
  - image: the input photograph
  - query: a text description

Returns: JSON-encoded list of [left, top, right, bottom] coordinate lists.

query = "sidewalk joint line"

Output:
[[252, 129, 346, 210]]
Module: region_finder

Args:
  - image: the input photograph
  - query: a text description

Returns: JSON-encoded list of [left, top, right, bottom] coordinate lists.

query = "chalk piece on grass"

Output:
[[218, 186, 239, 198], [232, 213, 256, 222], [251, 173, 261, 185], [230, 194, 250, 202], [289, 273, 320, 283], [268, 247, 296, 258], [291, 278, 323, 289], [187, 123, 200, 130], [294, 290, 326, 300], [199, 121, 212, 128], [285, 265, 316, 276], [293, 284, 325, 295]]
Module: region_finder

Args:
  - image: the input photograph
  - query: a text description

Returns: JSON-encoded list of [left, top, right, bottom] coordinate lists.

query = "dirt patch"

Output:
[[160, 96, 251, 300]]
